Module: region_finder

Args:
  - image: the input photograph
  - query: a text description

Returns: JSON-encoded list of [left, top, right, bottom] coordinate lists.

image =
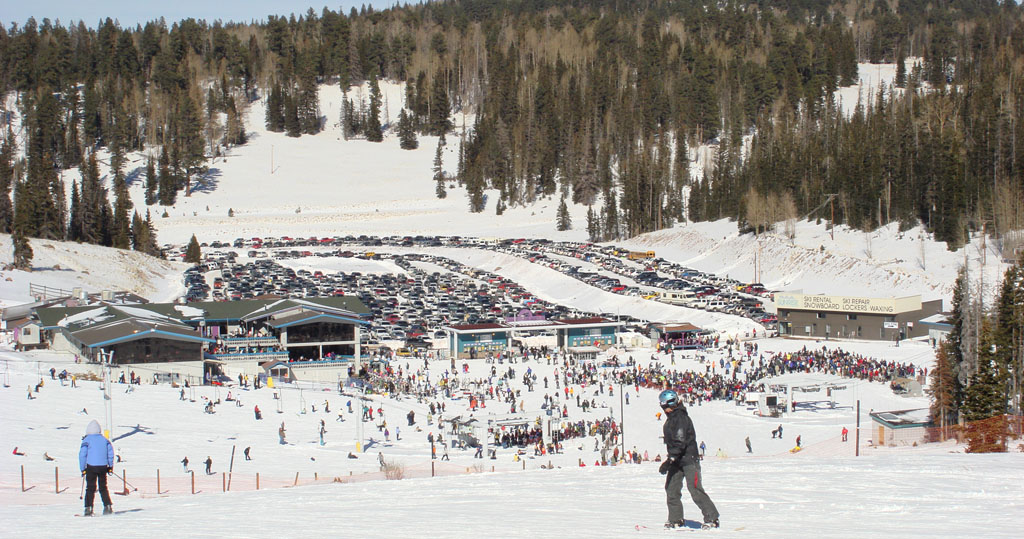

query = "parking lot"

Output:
[[174, 235, 773, 348]]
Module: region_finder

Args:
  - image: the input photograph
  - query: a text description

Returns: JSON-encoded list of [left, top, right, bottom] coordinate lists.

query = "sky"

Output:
[[1, 1, 394, 28]]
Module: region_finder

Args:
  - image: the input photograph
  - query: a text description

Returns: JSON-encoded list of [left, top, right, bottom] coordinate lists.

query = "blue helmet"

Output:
[[659, 389, 679, 408]]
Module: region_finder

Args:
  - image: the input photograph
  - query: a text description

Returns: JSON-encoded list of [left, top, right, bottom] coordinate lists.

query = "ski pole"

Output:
[[110, 471, 138, 491], [79, 474, 85, 499]]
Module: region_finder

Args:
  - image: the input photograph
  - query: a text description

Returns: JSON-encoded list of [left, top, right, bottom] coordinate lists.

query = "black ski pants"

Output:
[[84, 465, 112, 508], [665, 459, 719, 524]]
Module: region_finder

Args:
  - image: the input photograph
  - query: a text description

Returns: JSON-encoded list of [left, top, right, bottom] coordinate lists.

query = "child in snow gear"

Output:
[[181, 456, 189, 472], [204, 456, 213, 475], [658, 390, 719, 530], [79, 419, 114, 516]]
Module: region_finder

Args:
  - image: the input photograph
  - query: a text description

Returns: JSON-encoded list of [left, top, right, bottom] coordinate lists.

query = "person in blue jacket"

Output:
[[79, 419, 114, 516]]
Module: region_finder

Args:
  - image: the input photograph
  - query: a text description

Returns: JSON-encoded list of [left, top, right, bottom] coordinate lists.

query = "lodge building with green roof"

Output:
[[30, 297, 370, 382]]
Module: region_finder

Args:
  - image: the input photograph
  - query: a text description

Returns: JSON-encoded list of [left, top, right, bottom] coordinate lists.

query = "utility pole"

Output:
[[619, 380, 625, 457], [101, 349, 115, 440], [855, 400, 860, 457]]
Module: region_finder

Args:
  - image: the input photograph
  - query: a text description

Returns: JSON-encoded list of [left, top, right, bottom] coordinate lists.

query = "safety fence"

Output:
[[3, 458, 557, 504]]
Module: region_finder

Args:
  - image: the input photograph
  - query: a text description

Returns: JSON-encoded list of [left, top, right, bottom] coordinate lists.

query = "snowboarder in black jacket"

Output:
[[658, 390, 719, 530]]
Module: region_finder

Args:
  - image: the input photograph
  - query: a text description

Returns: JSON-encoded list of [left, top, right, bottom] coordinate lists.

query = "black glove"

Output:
[[107, 467, 114, 476], [81, 470, 87, 477], [659, 457, 676, 475]]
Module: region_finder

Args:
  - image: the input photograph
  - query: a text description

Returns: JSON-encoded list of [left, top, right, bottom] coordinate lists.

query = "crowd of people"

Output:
[[750, 345, 926, 383]]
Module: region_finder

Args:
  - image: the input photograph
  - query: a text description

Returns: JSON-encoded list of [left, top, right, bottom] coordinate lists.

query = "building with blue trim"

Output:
[[444, 317, 622, 359], [32, 297, 369, 382]]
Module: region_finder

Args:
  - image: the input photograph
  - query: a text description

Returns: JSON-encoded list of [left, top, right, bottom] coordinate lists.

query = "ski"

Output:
[[635, 523, 742, 532], [75, 509, 141, 516]]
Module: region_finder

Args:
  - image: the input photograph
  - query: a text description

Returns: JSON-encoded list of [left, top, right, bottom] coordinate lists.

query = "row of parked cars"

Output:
[[460, 239, 776, 325], [173, 235, 775, 339], [179, 249, 630, 347]]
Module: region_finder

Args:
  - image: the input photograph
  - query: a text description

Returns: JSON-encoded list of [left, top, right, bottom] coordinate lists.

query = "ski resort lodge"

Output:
[[773, 293, 942, 341], [27, 297, 370, 382]]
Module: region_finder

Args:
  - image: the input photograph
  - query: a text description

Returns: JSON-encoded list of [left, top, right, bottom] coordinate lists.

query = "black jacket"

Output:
[[663, 406, 699, 462]]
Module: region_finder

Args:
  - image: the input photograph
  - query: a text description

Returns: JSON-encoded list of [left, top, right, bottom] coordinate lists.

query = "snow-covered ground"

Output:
[[1, 337, 1019, 536], [0, 236, 187, 308], [0, 58, 1020, 537]]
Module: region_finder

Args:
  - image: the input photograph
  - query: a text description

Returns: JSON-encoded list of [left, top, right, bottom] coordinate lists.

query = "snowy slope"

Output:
[[1, 339, 1019, 537], [0, 235, 187, 307], [0, 58, 1020, 537]]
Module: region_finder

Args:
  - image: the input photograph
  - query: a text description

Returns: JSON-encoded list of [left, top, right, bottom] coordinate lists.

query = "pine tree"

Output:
[[467, 181, 484, 212], [397, 109, 418, 150], [603, 191, 619, 240], [366, 74, 384, 142], [894, 46, 907, 88], [586, 205, 600, 242], [224, 96, 247, 146], [157, 145, 176, 206], [928, 339, 960, 438], [111, 146, 132, 249], [67, 181, 83, 242], [950, 267, 972, 408], [184, 234, 202, 264], [143, 210, 160, 257], [130, 209, 160, 256], [433, 140, 446, 199], [0, 129, 15, 233], [962, 319, 1006, 422], [78, 150, 109, 245], [284, 91, 301, 137], [266, 82, 285, 132], [144, 155, 157, 206], [342, 97, 358, 139], [131, 211, 145, 252], [11, 228, 33, 270], [18, 92, 63, 240], [176, 92, 206, 196], [296, 51, 321, 135], [428, 67, 451, 137], [556, 198, 571, 231], [992, 261, 1023, 414]]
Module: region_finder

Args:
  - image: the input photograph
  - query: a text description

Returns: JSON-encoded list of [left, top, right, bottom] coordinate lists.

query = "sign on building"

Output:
[[775, 293, 921, 314]]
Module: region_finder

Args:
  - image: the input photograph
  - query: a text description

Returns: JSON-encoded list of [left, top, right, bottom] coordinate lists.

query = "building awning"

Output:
[[652, 323, 702, 333], [918, 313, 952, 327], [260, 360, 291, 370], [72, 319, 215, 348], [869, 408, 932, 429], [268, 311, 370, 328]]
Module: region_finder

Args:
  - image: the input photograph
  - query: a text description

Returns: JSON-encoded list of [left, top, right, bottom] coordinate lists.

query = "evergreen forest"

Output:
[[1, 0, 1024, 257]]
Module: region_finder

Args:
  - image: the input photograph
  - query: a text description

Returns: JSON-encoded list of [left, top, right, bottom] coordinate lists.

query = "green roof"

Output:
[[267, 311, 371, 328], [70, 319, 213, 348], [34, 297, 369, 328]]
